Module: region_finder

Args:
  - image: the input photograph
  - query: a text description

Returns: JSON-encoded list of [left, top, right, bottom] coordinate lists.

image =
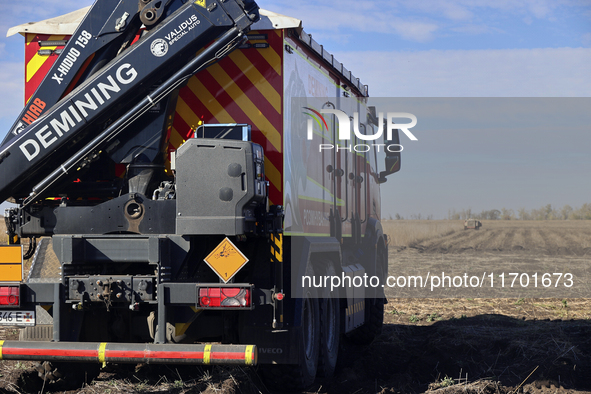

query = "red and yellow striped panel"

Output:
[[24, 33, 69, 104], [168, 30, 284, 206]]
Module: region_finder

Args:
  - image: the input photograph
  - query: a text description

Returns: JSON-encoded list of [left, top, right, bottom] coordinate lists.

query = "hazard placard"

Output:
[[204, 238, 249, 283], [194, 0, 206, 8]]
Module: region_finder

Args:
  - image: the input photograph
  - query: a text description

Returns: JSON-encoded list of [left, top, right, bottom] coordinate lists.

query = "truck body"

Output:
[[0, 0, 399, 389], [464, 219, 482, 230]]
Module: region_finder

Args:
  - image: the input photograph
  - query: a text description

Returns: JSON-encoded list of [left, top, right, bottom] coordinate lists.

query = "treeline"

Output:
[[388, 213, 434, 220], [446, 204, 591, 220]]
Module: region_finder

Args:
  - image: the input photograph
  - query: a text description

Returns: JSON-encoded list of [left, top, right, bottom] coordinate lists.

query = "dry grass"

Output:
[[75, 365, 253, 394], [0, 362, 264, 394], [341, 301, 591, 394], [384, 298, 591, 324], [1, 219, 590, 394], [0, 219, 6, 245], [382, 220, 463, 248], [383, 219, 591, 251]]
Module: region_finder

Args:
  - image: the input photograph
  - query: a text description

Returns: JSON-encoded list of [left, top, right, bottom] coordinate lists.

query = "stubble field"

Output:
[[0, 220, 590, 393], [374, 220, 591, 394]]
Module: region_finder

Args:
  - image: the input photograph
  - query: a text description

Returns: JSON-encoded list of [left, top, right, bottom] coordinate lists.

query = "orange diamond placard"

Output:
[[204, 238, 249, 283]]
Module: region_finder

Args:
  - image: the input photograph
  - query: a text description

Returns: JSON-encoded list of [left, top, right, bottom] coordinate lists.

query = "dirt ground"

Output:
[[1, 220, 590, 393], [388, 220, 591, 256], [385, 220, 591, 299]]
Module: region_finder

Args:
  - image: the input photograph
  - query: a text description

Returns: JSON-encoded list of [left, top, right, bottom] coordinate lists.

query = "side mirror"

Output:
[[378, 128, 401, 183], [368, 106, 378, 126]]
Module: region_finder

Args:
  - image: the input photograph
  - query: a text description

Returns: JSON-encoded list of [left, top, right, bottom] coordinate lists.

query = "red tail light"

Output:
[[198, 287, 251, 308], [0, 286, 20, 306]]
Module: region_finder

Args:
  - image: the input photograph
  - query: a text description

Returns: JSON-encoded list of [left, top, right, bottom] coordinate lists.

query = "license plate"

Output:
[[0, 310, 35, 326]]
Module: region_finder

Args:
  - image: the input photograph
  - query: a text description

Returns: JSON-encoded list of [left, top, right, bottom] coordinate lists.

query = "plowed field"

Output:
[[1, 220, 590, 394], [385, 220, 591, 256]]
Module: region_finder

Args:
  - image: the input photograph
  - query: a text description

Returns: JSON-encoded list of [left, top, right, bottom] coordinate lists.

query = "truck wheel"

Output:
[[347, 245, 385, 345], [298, 287, 320, 386], [347, 297, 384, 345], [261, 265, 320, 391], [318, 261, 340, 379]]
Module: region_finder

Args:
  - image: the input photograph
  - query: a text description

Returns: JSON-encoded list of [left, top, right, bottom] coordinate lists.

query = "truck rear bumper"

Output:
[[0, 341, 256, 366]]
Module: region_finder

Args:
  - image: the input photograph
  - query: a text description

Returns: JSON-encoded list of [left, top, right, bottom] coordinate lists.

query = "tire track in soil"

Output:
[[522, 228, 534, 252], [461, 229, 499, 251], [401, 223, 591, 256], [500, 228, 516, 250], [423, 228, 493, 253], [537, 228, 558, 255], [511, 228, 527, 252], [526, 227, 548, 252], [575, 228, 591, 236], [414, 230, 471, 252], [472, 228, 503, 250], [576, 229, 591, 255], [551, 229, 583, 256], [565, 229, 591, 254]]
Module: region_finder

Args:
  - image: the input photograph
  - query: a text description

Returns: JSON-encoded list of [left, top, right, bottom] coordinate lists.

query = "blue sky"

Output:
[[262, 0, 591, 51], [1, 0, 590, 218]]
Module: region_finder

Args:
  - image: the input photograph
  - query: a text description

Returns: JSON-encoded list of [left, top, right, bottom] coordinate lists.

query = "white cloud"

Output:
[[399, 0, 474, 20], [258, 0, 585, 42], [393, 21, 439, 42], [5, 1, 92, 21], [450, 24, 502, 34], [1, 1, 93, 43], [526, 0, 553, 18], [440, 3, 474, 21], [336, 47, 591, 97], [421, 0, 565, 19], [257, 1, 442, 41]]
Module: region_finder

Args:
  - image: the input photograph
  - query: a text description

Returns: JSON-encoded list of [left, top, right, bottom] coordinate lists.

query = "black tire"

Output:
[[347, 297, 384, 345], [260, 264, 320, 391], [318, 262, 340, 379], [347, 245, 385, 345]]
